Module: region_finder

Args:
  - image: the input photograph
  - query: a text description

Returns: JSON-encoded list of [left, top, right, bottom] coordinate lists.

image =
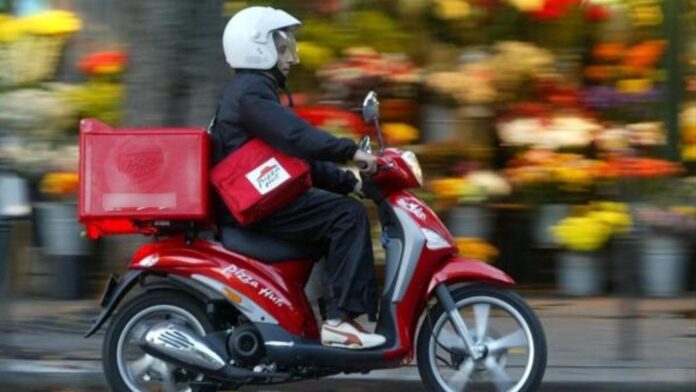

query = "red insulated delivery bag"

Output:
[[210, 138, 311, 226]]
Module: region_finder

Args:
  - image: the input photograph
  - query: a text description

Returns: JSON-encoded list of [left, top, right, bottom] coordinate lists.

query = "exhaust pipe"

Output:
[[140, 322, 226, 371]]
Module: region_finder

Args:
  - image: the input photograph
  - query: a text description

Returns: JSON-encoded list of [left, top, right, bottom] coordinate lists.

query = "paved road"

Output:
[[0, 380, 694, 392], [1, 297, 694, 391]]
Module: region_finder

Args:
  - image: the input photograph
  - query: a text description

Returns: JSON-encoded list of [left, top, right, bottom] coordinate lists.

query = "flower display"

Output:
[[603, 156, 682, 178], [505, 151, 611, 192], [636, 206, 696, 235], [680, 104, 696, 161], [40, 172, 79, 197], [317, 47, 421, 104], [426, 41, 554, 105], [497, 116, 601, 149], [318, 47, 421, 85], [594, 122, 666, 151], [0, 143, 79, 178], [0, 11, 81, 86], [635, 177, 696, 235], [552, 201, 632, 252], [455, 237, 499, 263], [429, 171, 511, 205], [67, 81, 124, 126], [425, 62, 496, 105], [0, 84, 79, 137]]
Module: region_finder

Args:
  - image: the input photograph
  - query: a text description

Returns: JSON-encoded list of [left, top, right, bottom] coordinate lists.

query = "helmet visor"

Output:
[[273, 30, 300, 64]]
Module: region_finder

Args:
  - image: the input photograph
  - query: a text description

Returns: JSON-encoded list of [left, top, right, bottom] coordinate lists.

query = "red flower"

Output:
[[584, 4, 611, 22], [79, 50, 127, 75], [531, 0, 579, 21]]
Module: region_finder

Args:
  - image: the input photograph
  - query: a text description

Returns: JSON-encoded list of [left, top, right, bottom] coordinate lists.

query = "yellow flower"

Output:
[[382, 123, 419, 145], [433, 0, 471, 20], [592, 201, 629, 213], [455, 237, 498, 263], [616, 79, 653, 94], [0, 16, 25, 42], [297, 42, 334, 70], [552, 202, 632, 252], [430, 178, 470, 199], [507, 0, 544, 11], [22, 10, 81, 36]]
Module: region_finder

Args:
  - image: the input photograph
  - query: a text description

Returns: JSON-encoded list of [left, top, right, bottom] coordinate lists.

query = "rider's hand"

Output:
[[353, 150, 377, 174]]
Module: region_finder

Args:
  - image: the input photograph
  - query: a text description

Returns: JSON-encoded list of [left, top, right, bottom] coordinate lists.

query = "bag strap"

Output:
[[208, 101, 224, 164]]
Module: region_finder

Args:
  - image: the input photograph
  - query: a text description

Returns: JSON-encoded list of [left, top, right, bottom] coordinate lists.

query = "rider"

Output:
[[214, 6, 385, 350]]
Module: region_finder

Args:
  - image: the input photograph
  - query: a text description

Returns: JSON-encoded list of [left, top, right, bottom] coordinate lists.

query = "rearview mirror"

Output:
[[362, 91, 380, 124]]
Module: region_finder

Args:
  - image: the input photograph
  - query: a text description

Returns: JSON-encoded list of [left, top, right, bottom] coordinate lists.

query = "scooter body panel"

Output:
[[128, 237, 319, 337], [379, 191, 458, 363]]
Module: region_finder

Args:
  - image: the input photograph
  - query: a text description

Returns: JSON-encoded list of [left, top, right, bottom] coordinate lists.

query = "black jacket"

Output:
[[211, 70, 360, 224]]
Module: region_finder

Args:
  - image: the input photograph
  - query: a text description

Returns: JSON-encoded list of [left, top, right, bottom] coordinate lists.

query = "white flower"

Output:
[[467, 171, 511, 196]]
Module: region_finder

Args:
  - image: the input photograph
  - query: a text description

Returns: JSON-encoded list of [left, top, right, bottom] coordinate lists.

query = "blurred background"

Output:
[[0, 0, 695, 391]]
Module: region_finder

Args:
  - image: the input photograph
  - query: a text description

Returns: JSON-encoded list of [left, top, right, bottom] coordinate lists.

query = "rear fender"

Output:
[[84, 270, 143, 338], [426, 257, 515, 298], [84, 271, 228, 338]]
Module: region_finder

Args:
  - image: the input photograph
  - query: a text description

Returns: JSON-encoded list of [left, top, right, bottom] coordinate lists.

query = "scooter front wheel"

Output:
[[417, 285, 547, 392], [102, 290, 214, 392]]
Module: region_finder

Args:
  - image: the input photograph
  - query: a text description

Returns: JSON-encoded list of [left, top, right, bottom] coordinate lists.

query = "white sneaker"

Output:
[[321, 319, 386, 349]]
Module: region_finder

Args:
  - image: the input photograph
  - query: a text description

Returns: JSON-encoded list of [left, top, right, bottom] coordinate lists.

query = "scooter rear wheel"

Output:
[[102, 290, 214, 392], [417, 285, 547, 392]]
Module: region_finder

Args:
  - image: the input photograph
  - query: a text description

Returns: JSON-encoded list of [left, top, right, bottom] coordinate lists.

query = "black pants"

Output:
[[251, 188, 378, 320]]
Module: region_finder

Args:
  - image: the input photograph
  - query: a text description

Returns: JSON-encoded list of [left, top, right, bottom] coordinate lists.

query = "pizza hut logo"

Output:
[[246, 158, 291, 195], [116, 140, 164, 182], [398, 198, 427, 220]]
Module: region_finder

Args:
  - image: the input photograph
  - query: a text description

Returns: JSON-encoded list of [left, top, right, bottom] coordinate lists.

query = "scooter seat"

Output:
[[220, 226, 322, 263]]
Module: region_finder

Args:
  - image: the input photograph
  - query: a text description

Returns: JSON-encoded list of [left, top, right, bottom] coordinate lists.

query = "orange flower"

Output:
[[593, 43, 625, 62], [583, 65, 612, 81], [622, 40, 666, 72], [40, 172, 79, 196]]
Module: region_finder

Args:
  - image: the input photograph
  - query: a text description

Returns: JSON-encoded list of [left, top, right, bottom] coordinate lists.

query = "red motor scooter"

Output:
[[86, 91, 547, 392]]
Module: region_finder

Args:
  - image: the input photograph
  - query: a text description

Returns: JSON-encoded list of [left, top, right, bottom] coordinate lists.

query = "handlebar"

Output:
[[357, 156, 390, 173]]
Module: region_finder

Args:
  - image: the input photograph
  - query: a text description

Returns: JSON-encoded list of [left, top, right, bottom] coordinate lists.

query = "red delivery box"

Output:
[[79, 119, 210, 238]]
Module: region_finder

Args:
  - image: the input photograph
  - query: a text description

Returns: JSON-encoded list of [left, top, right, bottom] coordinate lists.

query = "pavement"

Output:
[[0, 295, 695, 391]]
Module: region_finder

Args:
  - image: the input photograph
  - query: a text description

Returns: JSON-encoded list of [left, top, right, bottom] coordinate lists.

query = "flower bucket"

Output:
[[640, 235, 689, 297], [0, 172, 31, 218], [557, 251, 603, 296], [535, 204, 570, 246], [446, 205, 492, 239], [33, 202, 91, 299]]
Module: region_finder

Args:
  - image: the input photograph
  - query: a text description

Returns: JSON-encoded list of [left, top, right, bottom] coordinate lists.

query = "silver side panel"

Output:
[[191, 274, 278, 324], [383, 238, 403, 295], [391, 208, 425, 303]]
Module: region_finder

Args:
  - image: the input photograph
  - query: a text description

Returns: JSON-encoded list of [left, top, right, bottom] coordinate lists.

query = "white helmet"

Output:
[[223, 6, 301, 70]]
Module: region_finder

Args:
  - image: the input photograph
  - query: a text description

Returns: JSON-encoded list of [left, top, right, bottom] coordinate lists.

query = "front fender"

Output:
[[426, 257, 515, 297]]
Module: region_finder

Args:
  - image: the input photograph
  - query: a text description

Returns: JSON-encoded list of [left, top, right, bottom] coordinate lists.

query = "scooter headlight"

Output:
[[401, 151, 423, 186], [421, 228, 452, 250]]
